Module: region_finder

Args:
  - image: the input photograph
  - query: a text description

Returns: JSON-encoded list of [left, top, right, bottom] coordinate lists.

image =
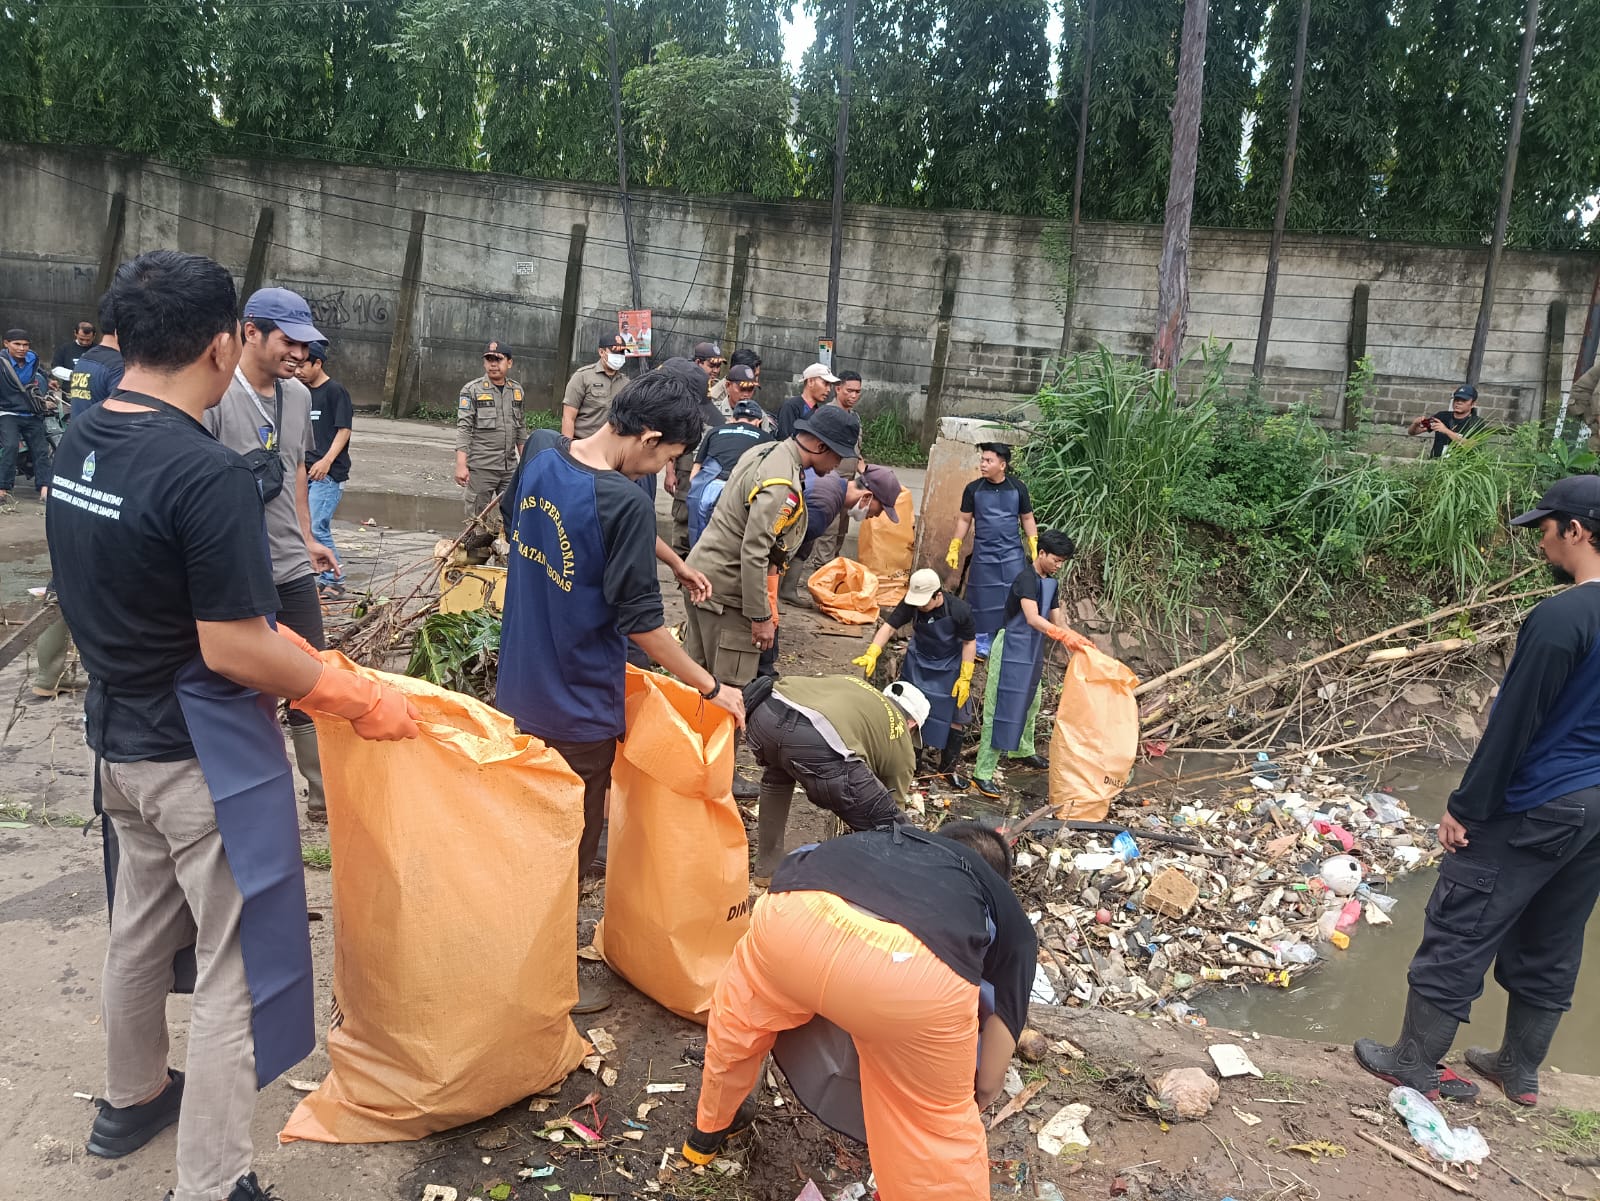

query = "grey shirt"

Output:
[[205, 369, 316, 586]]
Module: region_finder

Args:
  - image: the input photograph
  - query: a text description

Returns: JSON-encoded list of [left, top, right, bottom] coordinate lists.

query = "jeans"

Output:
[[0, 411, 52, 493], [307, 476, 344, 584]]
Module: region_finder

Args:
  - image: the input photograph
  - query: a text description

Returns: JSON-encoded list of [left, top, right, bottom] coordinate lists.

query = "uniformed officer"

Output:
[[666, 341, 726, 554], [453, 340, 525, 528], [684, 404, 861, 686], [562, 333, 629, 440]]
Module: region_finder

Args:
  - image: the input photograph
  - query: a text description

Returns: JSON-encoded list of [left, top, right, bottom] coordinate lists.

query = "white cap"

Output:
[[904, 568, 941, 607], [803, 362, 841, 383], [883, 680, 930, 728]]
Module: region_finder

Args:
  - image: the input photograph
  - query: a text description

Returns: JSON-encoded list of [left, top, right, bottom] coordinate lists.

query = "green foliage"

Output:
[[624, 44, 797, 198], [302, 845, 332, 869], [1019, 344, 1564, 642], [407, 609, 502, 699], [858, 410, 924, 467]]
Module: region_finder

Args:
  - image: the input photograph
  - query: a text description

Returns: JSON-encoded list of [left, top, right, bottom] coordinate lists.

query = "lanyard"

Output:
[[234, 367, 284, 451]]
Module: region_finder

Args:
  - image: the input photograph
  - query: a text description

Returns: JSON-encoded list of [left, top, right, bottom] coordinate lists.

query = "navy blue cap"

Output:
[[243, 288, 325, 345], [1453, 384, 1479, 402], [732, 399, 764, 420], [306, 340, 329, 363]]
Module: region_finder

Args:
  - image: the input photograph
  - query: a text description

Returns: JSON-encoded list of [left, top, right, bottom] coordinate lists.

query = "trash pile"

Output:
[[949, 757, 1440, 1017]]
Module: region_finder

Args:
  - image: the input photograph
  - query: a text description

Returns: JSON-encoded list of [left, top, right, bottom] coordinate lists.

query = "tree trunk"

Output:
[[1150, 0, 1210, 373]]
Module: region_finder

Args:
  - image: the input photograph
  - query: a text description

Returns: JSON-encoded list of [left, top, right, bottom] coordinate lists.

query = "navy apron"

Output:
[[899, 600, 966, 749], [988, 576, 1057, 753], [174, 656, 316, 1088], [964, 483, 1026, 644], [686, 462, 725, 547]]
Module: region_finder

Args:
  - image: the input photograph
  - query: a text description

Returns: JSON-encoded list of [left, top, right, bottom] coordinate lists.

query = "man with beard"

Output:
[[1355, 475, 1600, 1106]]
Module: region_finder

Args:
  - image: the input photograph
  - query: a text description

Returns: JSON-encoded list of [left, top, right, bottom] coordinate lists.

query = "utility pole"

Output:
[[1466, 0, 1539, 388], [824, 0, 856, 358], [1251, 0, 1311, 384], [1149, 0, 1209, 372], [605, 0, 643, 310], [1058, 0, 1097, 356]]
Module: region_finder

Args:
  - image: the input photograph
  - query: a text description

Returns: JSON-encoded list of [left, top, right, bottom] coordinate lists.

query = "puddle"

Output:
[[335, 490, 465, 534], [1197, 757, 1600, 1073]]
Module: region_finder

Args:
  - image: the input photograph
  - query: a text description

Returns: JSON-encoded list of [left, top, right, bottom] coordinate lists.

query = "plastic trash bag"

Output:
[[1390, 1086, 1490, 1164], [856, 489, 916, 608], [594, 668, 748, 1022], [806, 557, 881, 625], [1048, 645, 1139, 821], [281, 653, 590, 1143]]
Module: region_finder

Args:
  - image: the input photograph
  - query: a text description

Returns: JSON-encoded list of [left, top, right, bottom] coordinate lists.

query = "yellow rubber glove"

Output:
[[1026, 534, 1038, 561], [952, 660, 975, 708], [946, 537, 962, 570], [851, 644, 882, 679]]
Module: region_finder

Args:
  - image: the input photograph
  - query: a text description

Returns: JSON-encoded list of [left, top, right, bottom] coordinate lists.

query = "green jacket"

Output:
[[773, 675, 918, 804], [685, 437, 807, 621]]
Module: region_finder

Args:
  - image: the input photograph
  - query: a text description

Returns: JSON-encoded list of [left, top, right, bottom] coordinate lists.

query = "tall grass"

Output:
[[1020, 346, 1569, 641]]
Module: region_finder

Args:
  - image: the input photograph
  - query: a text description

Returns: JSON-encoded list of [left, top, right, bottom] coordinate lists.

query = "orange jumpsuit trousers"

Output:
[[695, 890, 988, 1201]]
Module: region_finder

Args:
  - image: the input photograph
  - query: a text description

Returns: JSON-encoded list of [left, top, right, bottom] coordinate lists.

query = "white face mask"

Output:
[[605, 352, 626, 371], [849, 501, 872, 523]]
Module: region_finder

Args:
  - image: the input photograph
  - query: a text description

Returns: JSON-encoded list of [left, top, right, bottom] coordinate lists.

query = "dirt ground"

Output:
[[5, 419, 1600, 1201]]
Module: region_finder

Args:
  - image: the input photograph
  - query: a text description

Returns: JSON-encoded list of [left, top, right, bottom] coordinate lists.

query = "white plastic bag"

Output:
[[1389, 1086, 1489, 1165]]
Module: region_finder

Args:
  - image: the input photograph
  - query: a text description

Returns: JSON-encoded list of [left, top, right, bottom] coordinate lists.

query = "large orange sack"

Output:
[[806, 557, 881, 625], [856, 489, 916, 608], [1048, 646, 1140, 821], [594, 668, 747, 1022], [281, 653, 589, 1143]]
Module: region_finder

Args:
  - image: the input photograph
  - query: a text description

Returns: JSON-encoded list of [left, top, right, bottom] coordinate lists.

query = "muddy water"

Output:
[[1199, 759, 1600, 1073], [335, 489, 466, 534]]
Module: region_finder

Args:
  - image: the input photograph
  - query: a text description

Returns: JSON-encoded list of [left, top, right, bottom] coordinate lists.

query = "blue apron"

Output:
[[899, 598, 967, 749], [174, 657, 316, 1088], [964, 482, 1026, 647], [989, 576, 1057, 753], [686, 462, 725, 547]]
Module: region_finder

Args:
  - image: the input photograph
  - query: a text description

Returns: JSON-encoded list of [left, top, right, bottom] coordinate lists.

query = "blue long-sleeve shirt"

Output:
[[1449, 581, 1600, 821]]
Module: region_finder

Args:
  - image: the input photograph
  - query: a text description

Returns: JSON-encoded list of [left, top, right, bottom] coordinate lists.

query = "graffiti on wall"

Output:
[[304, 290, 392, 331]]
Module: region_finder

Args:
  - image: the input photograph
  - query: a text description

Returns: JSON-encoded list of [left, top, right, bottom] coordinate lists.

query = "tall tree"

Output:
[[1151, 0, 1208, 370], [216, 1, 337, 154], [1193, 0, 1268, 225], [0, 0, 45, 143], [40, 0, 218, 161], [922, 0, 1054, 213], [1507, 0, 1600, 249], [1240, 0, 1397, 235]]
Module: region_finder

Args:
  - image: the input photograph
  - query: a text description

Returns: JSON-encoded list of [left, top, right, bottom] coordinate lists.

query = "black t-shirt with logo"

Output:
[[306, 378, 354, 482], [67, 344, 125, 413], [45, 398, 281, 762], [1429, 408, 1487, 458]]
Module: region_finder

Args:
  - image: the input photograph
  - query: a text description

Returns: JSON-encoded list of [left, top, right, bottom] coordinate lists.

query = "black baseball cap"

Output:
[[794, 405, 861, 459], [1452, 385, 1478, 402], [693, 341, 723, 361], [600, 333, 627, 350], [4, 328, 26, 341], [1511, 475, 1600, 527], [977, 441, 1013, 463], [483, 340, 513, 358], [726, 364, 757, 384], [731, 399, 764, 420]]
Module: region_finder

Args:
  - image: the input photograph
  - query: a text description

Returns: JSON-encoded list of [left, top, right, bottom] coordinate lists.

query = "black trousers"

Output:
[[745, 701, 905, 832], [276, 574, 326, 728], [544, 735, 617, 877], [1409, 784, 1600, 1020]]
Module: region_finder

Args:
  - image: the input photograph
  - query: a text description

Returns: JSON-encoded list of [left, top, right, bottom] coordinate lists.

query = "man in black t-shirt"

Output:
[[52, 320, 96, 372], [947, 443, 1039, 655], [1408, 384, 1488, 457], [684, 821, 1036, 1201], [67, 298, 125, 418], [686, 397, 771, 548], [45, 250, 416, 1201], [775, 362, 838, 439], [297, 341, 353, 595]]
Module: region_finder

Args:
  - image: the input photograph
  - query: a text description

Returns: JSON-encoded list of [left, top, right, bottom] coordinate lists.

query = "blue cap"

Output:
[[243, 287, 325, 345], [306, 340, 329, 363]]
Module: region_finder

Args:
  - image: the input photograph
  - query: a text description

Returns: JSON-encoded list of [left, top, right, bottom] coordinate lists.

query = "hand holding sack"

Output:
[[1048, 644, 1139, 822], [275, 623, 420, 740]]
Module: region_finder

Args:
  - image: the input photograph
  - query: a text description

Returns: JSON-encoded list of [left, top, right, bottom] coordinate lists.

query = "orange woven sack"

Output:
[[281, 653, 589, 1144], [856, 489, 916, 608], [806, 557, 881, 625], [594, 668, 747, 1022], [1048, 645, 1140, 821]]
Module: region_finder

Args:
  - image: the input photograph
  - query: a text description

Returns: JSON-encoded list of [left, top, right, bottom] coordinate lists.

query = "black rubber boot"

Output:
[[86, 1069, 184, 1159], [1465, 995, 1561, 1107], [1353, 991, 1460, 1100], [753, 783, 793, 883], [682, 1098, 759, 1165], [732, 771, 762, 801], [939, 728, 969, 791]]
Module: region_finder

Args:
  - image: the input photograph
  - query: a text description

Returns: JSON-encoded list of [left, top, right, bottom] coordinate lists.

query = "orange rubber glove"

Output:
[[1046, 625, 1093, 653], [275, 622, 319, 658], [294, 665, 420, 741]]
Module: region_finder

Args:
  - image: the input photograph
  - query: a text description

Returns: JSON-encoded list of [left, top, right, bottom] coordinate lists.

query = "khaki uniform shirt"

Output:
[[455, 374, 525, 466], [772, 674, 918, 804], [562, 362, 627, 439], [686, 438, 808, 621], [708, 377, 733, 419]]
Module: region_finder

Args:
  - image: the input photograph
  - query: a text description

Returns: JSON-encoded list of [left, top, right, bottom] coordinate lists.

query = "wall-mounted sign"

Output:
[[817, 338, 834, 369], [514, 261, 535, 276], [619, 309, 653, 358]]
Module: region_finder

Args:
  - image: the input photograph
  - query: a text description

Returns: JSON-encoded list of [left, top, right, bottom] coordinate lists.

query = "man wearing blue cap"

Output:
[[204, 287, 337, 823]]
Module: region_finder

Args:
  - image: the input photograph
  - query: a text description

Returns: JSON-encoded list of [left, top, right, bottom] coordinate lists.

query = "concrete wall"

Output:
[[1, 144, 1594, 438]]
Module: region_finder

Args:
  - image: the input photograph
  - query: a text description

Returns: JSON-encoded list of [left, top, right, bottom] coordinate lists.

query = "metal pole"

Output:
[[824, 0, 856, 353], [1251, 0, 1311, 383], [605, 0, 643, 310], [1059, 0, 1097, 356], [1466, 0, 1539, 387]]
